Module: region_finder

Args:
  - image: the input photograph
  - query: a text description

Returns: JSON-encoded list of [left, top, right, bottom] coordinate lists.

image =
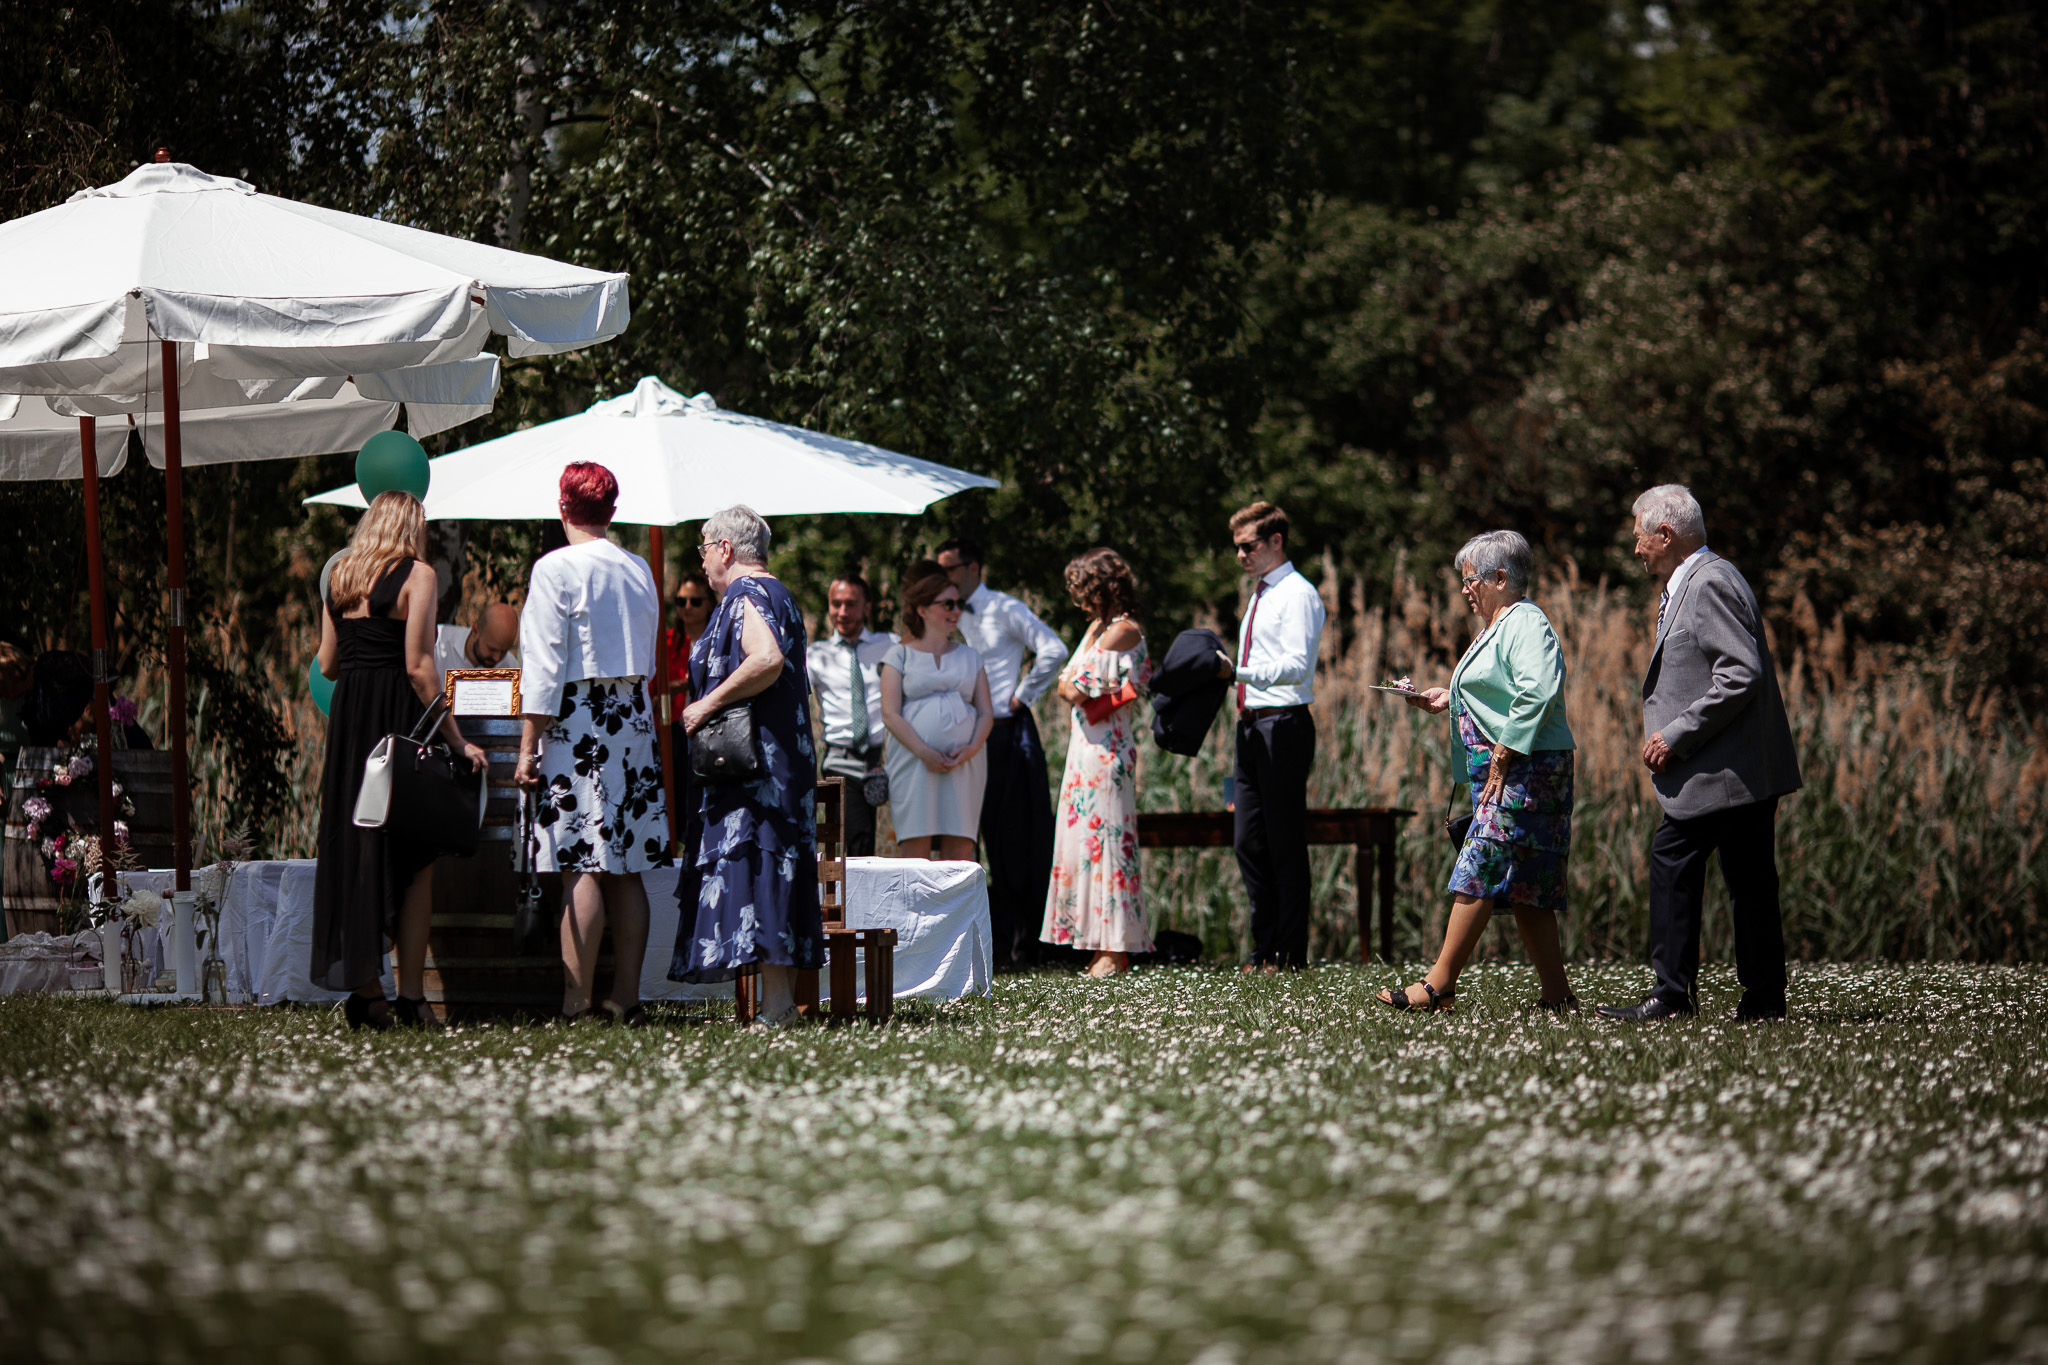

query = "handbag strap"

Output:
[[407, 692, 451, 745]]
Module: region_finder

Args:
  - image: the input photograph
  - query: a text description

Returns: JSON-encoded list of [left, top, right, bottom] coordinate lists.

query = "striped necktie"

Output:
[[847, 643, 868, 745], [1657, 587, 1669, 634]]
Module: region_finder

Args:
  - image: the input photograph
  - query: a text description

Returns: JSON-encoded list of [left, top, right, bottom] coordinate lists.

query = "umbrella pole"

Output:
[[648, 526, 678, 851], [161, 339, 191, 892], [78, 418, 121, 878]]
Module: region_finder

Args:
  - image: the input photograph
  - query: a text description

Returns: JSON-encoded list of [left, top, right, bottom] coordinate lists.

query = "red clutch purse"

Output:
[[1080, 681, 1139, 726]]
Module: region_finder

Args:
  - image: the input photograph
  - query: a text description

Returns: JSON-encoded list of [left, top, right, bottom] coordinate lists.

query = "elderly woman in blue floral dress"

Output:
[[669, 504, 825, 1026], [1382, 530, 1579, 1014]]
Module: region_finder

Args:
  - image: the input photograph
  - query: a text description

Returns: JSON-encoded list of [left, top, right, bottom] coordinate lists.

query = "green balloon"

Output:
[[308, 656, 336, 717], [355, 430, 431, 501]]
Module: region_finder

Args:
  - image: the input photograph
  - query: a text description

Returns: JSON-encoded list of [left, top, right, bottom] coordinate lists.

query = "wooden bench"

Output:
[[741, 777, 896, 1025], [1135, 807, 1415, 961]]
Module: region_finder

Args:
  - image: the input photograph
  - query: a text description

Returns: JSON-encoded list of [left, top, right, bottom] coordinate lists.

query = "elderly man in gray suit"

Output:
[[1598, 485, 1803, 1023]]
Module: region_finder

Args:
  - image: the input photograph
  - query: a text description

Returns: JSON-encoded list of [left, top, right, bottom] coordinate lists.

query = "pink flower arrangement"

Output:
[[68, 754, 93, 779], [108, 696, 139, 725], [23, 796, 50, 823], [50, 857, 78, 886]]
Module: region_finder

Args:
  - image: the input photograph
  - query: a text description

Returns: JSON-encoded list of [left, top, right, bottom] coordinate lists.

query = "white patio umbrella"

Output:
[[306, 374, 999, 848], [0, 385, 402, 848], [303, 375, 1000, 522], [0, 154, 630, 888]]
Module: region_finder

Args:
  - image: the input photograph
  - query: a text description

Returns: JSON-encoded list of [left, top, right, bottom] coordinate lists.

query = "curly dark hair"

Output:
[[1064, 548, 1139, 623]]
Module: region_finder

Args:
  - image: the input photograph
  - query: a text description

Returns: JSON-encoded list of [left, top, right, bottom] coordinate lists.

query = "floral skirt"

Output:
[[1446, 707, 1573, 914], [534, 677, 672, 874]]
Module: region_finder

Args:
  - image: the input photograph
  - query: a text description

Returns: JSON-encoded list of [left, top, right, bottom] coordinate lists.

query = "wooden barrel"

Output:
[[420, 716, 587, 1019], [4, 746, 174, 936]]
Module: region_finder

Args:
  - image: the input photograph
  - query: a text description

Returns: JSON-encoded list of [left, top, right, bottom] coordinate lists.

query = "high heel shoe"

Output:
[[344, 993, 392, 1032]]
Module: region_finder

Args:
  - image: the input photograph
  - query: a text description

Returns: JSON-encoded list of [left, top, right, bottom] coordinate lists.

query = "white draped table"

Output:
[[88, 856, 990, 1007]]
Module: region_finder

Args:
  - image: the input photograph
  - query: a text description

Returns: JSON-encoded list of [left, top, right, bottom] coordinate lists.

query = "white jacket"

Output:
[[518, 538, 659, 716]]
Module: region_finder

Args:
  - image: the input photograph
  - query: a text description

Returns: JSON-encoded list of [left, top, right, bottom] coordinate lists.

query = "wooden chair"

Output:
[[738, 779, 894, 1024]]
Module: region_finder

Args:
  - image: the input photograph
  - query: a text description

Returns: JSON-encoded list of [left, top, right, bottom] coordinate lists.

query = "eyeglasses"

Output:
[[697, 538, 727, 557], [1232, 538, 1267, 555], [677, 595, 710, 607], [932, 597, 964, 611]]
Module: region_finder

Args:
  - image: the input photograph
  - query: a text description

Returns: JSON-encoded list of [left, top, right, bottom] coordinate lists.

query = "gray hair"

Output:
[[1454, 530, 1534, 594], [1632, 484, 1706, 541], [702, 504, 771, 565]]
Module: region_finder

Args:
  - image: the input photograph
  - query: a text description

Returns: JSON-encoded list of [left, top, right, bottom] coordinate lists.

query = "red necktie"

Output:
[[1237, 579, 1267, 710]]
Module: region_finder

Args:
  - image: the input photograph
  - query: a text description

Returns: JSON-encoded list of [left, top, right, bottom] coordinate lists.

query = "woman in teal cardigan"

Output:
[[1380, 530, 1579, 1014]]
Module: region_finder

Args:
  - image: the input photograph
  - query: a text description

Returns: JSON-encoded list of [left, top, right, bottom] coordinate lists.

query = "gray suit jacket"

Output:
[[1642, 552, 1802, 819]]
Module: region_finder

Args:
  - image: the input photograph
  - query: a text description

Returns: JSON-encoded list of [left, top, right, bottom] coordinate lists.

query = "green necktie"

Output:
[[847, 643, 868, 747]]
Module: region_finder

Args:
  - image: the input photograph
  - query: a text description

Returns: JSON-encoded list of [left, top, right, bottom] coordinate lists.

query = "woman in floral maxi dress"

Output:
[[1041, 549, 1154, 977]]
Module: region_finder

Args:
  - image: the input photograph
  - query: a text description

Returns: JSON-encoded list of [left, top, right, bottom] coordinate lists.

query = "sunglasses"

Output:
[[1232, 537, 1268, 555], [932, 597, 964, 611], [677, 595, 710, 607]]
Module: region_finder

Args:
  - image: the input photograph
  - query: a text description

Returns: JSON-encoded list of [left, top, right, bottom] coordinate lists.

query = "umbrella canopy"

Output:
[[0, 385, 400, 481], [0, 156, 631, 890], [0, 160, 627, 396], [305, 376, 1000, 524]]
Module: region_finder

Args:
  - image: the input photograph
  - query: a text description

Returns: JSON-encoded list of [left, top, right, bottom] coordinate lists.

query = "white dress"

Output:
[[882, 642, 989, 840]]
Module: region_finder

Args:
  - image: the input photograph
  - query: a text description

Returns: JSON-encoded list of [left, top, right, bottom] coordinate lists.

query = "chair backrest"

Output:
[[816, 776, 846, 928]]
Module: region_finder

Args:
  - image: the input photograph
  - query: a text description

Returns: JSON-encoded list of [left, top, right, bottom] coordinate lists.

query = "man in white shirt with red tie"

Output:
[[1216, 501, 1327, 971]]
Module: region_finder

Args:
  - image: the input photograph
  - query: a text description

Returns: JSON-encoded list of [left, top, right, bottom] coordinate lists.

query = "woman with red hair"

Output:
[[514, 461, 671, 1024]]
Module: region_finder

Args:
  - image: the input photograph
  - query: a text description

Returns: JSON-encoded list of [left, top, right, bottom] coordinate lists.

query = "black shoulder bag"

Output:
[[351, 695, 484, 857], [689, 702, 763, 783]]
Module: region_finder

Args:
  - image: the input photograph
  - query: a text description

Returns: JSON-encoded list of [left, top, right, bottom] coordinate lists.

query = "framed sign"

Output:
[[444, 668, 522, 717]]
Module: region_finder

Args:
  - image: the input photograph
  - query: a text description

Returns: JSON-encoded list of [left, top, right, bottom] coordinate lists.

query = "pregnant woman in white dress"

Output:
[[879, 563, 994, 860]]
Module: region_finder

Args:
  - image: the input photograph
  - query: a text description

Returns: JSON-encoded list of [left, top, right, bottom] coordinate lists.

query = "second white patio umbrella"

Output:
[[303, 375, 1000, 523]]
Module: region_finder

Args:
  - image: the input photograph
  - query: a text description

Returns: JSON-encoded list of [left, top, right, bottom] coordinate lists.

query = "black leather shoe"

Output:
[[1733, 994, 1787, 1021], [1595, 996, 1695, 1022]]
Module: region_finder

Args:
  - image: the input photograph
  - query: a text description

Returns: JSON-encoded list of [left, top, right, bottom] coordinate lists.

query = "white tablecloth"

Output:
[[633, 858, 990, 1003], [91, 856, 989, 1007], [98, 864, 385, 1004]]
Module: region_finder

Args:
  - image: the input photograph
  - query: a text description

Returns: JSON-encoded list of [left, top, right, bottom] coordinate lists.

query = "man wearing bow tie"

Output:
[[937, 537, 1069, 967]]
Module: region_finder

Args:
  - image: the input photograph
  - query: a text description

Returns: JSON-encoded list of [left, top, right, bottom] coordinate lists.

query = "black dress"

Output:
[[311, 558, 436, 991]]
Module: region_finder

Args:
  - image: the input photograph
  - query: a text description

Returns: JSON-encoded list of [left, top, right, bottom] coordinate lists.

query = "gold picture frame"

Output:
[[444, 668, 522, 717]]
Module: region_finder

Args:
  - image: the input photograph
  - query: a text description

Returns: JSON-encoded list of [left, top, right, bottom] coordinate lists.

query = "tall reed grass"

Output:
[[186, 553, 2041, 966]]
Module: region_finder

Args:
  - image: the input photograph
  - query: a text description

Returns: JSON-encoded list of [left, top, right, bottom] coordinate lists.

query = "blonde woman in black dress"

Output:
[[312, 491, 486, 1029]]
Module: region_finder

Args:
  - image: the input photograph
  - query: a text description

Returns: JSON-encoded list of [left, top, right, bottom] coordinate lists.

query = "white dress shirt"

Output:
[[1235, 560, 1326, 709], [518, 538, 659, 717], [1661, 545, 1713, 629], [958, 581, 1069, 718], [811, 628, 893, 752], [434, 626, 520, 691]]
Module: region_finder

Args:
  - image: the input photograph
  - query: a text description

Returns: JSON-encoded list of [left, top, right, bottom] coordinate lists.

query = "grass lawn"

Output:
[[2, 962, 2044, 1364]]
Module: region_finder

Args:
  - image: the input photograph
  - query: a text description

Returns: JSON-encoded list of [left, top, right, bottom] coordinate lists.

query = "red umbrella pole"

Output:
[[648, 525, 678, 851], [78, 418, 120, 872], [161, 338, 191, 891]]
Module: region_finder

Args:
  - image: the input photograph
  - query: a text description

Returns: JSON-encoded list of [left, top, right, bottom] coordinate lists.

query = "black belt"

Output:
[[1239, 704, 1309, 722]]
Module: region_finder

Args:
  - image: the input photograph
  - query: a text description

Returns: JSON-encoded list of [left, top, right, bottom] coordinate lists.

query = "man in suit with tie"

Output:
[[1598, 485, 1803, 1022], [1215, 501, 1326, 972]]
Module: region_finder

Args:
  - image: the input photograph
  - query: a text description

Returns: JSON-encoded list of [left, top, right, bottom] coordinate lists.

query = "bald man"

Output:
[[435, 603, 522, 689]]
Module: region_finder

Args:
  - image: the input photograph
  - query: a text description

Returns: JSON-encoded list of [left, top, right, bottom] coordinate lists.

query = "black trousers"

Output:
[[981, 709, 1055, 966], [1234, 707, 1316, 966], [1648, 796, 1786, 1006]]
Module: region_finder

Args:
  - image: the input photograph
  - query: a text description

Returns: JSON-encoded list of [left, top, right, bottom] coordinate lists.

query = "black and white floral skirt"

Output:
[[534, 676, 672, 874]]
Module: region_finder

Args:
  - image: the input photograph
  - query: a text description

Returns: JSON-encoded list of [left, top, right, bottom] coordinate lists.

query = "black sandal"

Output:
[[600, 1002, 649, 1029], [392, 996, 442, 1029], [1377, 980, 1455, 1013], [1532, 994, 1580, 1014], [344, 993, 392, 1032], [555, 1007, 601, 1025]]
